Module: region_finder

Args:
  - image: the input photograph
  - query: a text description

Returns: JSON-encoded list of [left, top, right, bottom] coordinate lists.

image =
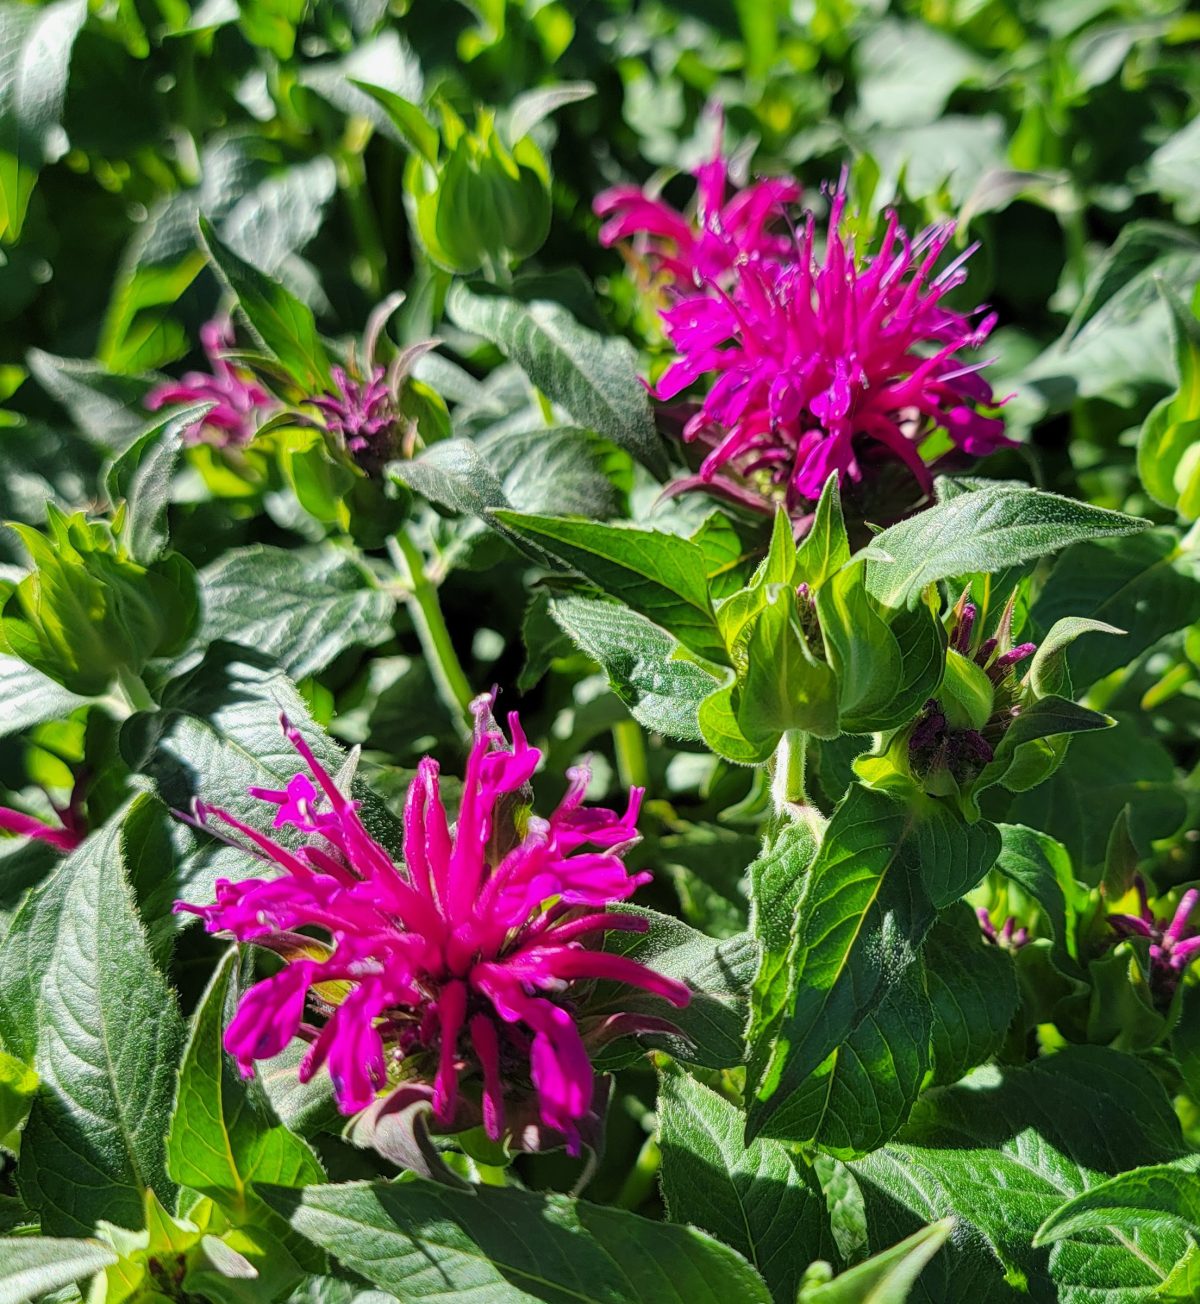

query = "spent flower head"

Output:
[[145, 318, 276, 447], [177, 696, 689, 1155]]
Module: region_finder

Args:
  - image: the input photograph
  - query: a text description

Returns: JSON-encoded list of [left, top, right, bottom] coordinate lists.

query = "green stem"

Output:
[[389, 529, 474, 733], [115, 667, 157, 715], [613, 1135, 660, 1211], [771, 728, 808, 811], [338, 127, 387, 299], [612, 719, 650, 791]]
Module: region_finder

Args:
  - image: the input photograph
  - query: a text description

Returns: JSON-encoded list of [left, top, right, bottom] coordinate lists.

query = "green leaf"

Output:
[[799, 1218, 953, 1303], [658, 1067, 836, 1304], [590, 908, 755, 1071], [1034, 1158, 1200, 1246], [1137, 284, 1200, 519], [199, 216, 333, 391], [447, 283, 666, 475], [8, 812, 186, 1235], [746, 786, 999, 1143], [976, 694, 1112, 797], [507, 81, 595, 141], [1148, 118, 1200, 226], [394, 437, 508, 515], [1031, 529, 1200, 688], [772, 963, 932, 1157], [167, 951, 324, 1270], [1025, 224, 1200, 406], [492, 512, 724, 662], [0, 654, 90, 740], [795, 472, 851, 591], [259, 1178, 773, 1304], [852, 1048, 1189, 1303], [1000, 715, 1187, 874], [123, 649, 401, 851], [1173, 985, 1200, 1103], [0, 1237, 117, 1304], [397, 427, 629, 523], [749, 820, 823, 1047], [25, 350, 160, 453], [198, 544, 396, 680], [924, 903, 1019, 1086], [349, 80, 439, 164], [0, 1048, 36, 1148], [1027, 616, 1124, 698], [0, 0, 87, 241], [994, 824, 1081, 977], [862, 485, 1147, 609], [546, 594, 717, 740], [105, 403, 210, 564]]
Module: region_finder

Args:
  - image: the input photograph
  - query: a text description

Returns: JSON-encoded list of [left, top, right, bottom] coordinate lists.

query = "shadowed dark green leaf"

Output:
[[658, 1068, 836, 1304], [259, 1178, 772, 1303], [746, 786, 999, 1143], [924, 903, 1019, 1086], [853, 1048, 1189, 1303], [8, 811, 185, 1235]]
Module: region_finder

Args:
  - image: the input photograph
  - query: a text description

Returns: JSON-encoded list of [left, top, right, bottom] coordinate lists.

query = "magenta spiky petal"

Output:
[[596, 137, 1015, 514], [176, 697, 689, 1155]]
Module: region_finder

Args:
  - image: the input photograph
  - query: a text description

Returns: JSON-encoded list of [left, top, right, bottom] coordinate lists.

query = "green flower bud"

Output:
[[405, 109, 551, 274], [939, 648, 994, 731], [0, 506, 198, 697]]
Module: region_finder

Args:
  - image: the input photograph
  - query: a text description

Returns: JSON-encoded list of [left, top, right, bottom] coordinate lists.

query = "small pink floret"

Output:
[[145, 318, 276, 447]]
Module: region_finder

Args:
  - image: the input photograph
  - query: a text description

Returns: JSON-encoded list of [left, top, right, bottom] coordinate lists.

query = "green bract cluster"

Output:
[[1, 2, 1199, 1303]]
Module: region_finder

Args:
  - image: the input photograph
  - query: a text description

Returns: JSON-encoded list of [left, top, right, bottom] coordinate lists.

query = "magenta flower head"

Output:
[[176, 696, 690, 1156], [308, 365, 395, 469], [651, 183, 1013, 514], [593, 113, 800, 288], [1109, 876, 1200, 1003], [145, 318, 276, 447]]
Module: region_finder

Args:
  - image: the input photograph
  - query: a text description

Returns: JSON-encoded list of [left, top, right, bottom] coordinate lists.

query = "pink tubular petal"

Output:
[[0, 806, 81, 852], [1167, 889, 1199, 944], [433, 980, 467, 1123], [535, 949, 691, 1007], [224, 963, 315, 1073], [470, 1012, 506, 1141]]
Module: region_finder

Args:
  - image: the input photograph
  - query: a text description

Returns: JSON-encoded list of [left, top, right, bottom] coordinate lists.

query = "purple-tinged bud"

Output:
[[978, 908, 1029, 951], [1108, 878, 1200, 1004], [952, 602, 977, 654]]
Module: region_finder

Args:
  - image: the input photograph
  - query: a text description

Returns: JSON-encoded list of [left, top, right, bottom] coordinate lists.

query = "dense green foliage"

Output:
[[1, 1, 1199, 1301]]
